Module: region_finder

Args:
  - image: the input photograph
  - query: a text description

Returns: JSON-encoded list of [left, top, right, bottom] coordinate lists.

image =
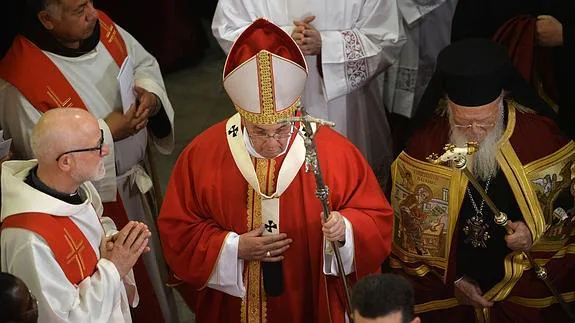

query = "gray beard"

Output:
[[449, 118, 505, 182]]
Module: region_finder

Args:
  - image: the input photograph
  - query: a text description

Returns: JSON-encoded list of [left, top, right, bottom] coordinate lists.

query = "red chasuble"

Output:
[[393, 106, 575, 323], [159, 119, 393, 323], [2, 213, 98, 285]]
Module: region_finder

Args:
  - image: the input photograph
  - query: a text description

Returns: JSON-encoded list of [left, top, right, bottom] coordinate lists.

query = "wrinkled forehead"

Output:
[[60, 0, 88, 11], [449, 101, 501, 121]]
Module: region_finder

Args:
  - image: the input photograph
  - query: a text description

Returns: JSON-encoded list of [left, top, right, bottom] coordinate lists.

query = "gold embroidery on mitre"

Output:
[[236, 51, 299, 125], [258, 52, 274, 118]]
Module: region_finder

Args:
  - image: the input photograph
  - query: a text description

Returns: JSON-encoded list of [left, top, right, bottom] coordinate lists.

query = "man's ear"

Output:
[[411, 317, 421, 323], [57, 154, 72, 172], [37, 11, 57, 31]]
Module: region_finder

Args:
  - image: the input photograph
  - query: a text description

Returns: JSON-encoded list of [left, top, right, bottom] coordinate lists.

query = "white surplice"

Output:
[[1, 160, 136, 323], [0, 24, 178, 322], [212, 0, 406, 175], [384, 0, 459, 118]]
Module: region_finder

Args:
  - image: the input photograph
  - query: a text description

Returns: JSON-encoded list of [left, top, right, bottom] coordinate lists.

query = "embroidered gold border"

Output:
[[524, 243, 575, 268], [241, 158, 276, 323], [482, 104, 575, 302], [508, 292, 575, 308], [477, 104, 530, 301], [483, 252, 526, 301], [524, 141, 575, 243], [475, 308, 490, 323], [523, 141, 575, 174], [389, 257, 432, 277], [390, 152, 468, 281], [497, 104, 546, 242], [234, 51, 299, 125], [414, 298, 458, 313], [257, 52, 275, 118], [484, 238, 575, 302], [236, 102, 298, 126]]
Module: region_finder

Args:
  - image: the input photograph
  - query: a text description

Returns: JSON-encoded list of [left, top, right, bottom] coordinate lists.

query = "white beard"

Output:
[[71, 159, 106, 183], [449, 113, 505, 182], [91, 159, 106, 181]]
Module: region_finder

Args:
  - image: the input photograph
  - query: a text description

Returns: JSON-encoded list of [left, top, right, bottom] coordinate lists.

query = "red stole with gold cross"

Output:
[[2, 213, 98, 285], [0, 10, 127, 113]]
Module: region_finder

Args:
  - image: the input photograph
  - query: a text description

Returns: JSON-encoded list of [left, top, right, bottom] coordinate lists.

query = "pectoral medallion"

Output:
[[463, 215, 491, 248]]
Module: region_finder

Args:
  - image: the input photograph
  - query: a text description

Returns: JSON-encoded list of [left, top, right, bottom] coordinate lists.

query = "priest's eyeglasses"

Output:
[[56, 129, 104, 161], [453, 121, 496, 130], [248, 124, 295, 141]]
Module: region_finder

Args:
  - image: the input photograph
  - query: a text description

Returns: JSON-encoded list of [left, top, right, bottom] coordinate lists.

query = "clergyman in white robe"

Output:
[[0, 22, 178, 323], [384, 0, 459, 119], [212, 0, 406, 181], [1, 160, 136, 323]]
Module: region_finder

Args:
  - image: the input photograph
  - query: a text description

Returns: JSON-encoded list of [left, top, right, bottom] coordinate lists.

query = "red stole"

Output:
[[2, 213, 98, 285], [0, 10, 127, 113], [0, 13, 168, 322]]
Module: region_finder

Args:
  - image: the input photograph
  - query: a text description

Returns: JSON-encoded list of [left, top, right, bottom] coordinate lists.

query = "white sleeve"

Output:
[[206, 232, 246, 298], [319, 0, 406, 101], [398, 0, 447, 26], [211, 0, 294, 54], [323, 217, 355, 276], [116, 25, 175, 155], [0, 81, 41, 159], [3, 230, 124, 323]]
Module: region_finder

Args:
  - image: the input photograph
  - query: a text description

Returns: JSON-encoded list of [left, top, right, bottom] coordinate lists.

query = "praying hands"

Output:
[[291, 16, 322, 56], [101, 221, 152, 278]]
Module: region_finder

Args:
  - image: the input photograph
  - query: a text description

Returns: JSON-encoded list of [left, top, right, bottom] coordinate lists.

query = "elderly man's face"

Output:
[[244, 120, 294, 159], [449, 98, 502, 143], [40, 0, 99, 48]]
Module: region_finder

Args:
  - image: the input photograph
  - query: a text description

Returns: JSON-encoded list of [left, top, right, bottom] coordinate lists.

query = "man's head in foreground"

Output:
[[352, 274, 420, 323]]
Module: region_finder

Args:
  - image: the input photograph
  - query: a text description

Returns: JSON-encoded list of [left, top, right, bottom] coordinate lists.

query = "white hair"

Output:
[[45, 1, 63, 19], [448, 101, 505, 181]]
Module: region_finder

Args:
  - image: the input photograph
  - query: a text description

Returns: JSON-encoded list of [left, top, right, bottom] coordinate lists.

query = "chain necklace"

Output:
[[463, 177, 492, 248]]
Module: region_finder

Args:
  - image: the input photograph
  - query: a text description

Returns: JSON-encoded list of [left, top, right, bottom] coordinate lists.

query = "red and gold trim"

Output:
[[240, 158, 277, 323], [97, 11, 128, 67], [0, 10, 127, 114]]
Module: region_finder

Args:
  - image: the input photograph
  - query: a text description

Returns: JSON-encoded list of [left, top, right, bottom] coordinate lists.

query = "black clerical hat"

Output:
[[438, 38, 508, 107], [410, 39, 555, 137]]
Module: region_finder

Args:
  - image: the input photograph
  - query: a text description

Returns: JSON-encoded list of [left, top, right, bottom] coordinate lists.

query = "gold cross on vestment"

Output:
[[46, 86, 73, 108], [64, 228, 87, 280]]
